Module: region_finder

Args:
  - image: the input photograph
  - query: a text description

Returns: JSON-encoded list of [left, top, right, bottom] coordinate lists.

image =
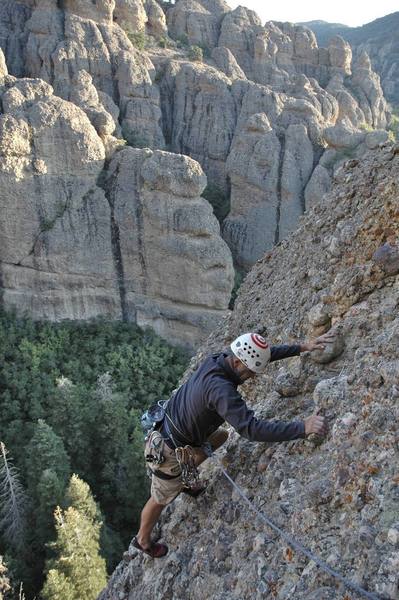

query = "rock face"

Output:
[[113, 0, 167, 37], [157, 49, 389, 269], [0, 1, 394, 342], [103, 147, 234, 347], [304, 12, 399, 105], [155, 9, 389, 268], [99, 142, 399, 600], [0, 67, 234, 349], [0, 0, 164, 148]]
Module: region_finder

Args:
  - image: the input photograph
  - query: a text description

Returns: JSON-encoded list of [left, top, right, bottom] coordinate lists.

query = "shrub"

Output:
[[229, 269, 244, 309], [359, 121, 374, 132], [199, 44, 211, 58], [127, 31, 146, 50], [176, 34, 189, 48], [387, 107, 399, 142], [158, 35, 171, 49], [202, 183, 230, 224], [188, 45, 203, 62], [123, 129, 151, 148], [119, 21, 147, 50]]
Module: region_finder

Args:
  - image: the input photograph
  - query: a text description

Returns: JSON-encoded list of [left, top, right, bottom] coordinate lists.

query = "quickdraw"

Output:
[[175, 446, 200, 488]]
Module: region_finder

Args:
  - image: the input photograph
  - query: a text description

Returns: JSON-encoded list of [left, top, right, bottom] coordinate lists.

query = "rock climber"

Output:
[[133, 331, 333, 558]]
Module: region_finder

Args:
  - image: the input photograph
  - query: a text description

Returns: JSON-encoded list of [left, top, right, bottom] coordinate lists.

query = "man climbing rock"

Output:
[[133, 331, 332, 558]]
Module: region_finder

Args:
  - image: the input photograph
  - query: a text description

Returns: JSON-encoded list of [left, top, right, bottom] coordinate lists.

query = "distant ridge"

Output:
[[300, 11, 399, 46], [300, 12, 399, 103]]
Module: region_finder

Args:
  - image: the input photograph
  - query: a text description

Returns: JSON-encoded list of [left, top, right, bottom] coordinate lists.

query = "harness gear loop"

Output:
[[145, 431, 165, 465], [175, 446, 200, 488]]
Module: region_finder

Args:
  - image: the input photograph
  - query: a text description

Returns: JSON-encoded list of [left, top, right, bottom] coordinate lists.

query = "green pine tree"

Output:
[[42, 476, 107, 600], [65, 474, 124, 571], [41, 570, 75, 600], [48, 379, 96, 481], [93, 374, 135, 526], [26, 420, 70, 496], [23, 420, 71, 585], [35, 469, 66, 546]]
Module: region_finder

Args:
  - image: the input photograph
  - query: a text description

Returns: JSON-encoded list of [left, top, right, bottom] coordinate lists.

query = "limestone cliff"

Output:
[[0, 0, 391, 274], [154, 6, 390, 268], [0, 61, 234, 349], [0, 0, 393, 346], [99, 143, 399, 599]]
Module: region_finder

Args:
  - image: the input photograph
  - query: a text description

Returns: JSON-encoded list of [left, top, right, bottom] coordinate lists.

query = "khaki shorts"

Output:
[[144, 429, 227, 506]]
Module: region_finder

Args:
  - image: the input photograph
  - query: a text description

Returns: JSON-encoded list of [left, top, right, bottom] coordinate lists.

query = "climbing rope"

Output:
[[205, 449, 385, 600]]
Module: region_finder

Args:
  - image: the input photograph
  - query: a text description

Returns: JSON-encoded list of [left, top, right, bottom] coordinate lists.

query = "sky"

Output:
[[228, 0, 399, 27]]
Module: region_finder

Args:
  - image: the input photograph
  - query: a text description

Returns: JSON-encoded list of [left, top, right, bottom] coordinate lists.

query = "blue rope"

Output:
[[207, 450, 385, 600]]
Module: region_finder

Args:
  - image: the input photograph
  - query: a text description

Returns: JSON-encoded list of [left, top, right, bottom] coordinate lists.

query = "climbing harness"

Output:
[[151, 469, 181, 481], [175, 446, 200, 488], [141, 398, 202, 488], [204, 446, 385, 600]]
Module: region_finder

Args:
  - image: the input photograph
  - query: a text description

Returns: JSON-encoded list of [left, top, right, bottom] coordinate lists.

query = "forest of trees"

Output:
[[0, 311, 188, 599]]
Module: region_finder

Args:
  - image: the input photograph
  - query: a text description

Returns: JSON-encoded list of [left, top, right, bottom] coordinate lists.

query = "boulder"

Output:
[[167, 0, 220, 49], [328, 35, 352, 75], [105, 147, 234, 347], [211, 46, 246, 80], [113, 0, 147, 33]]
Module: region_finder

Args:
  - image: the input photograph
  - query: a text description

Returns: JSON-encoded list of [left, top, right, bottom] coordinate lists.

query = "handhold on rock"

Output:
[[313, 375, 348, 416], [310, 330, 344, 364], [372, 241, 399, 276], [275, 369, 301, 397], [387, 524, 399, 547], [308, 303, 331, 328]]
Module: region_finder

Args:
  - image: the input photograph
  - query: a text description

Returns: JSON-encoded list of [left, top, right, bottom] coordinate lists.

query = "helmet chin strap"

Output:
[[230, 356, 254, 382]]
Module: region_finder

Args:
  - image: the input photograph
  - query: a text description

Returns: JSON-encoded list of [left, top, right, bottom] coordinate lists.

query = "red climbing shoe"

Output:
[[132, 536, 168, 558]]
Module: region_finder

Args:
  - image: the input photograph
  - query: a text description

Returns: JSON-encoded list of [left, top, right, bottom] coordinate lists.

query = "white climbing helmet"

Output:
[[230, 333, 271, 373]]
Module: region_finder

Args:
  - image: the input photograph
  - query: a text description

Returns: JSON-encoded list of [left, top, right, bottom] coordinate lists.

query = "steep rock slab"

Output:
[[167, 0, 221, 49], [222, 79, 330, 268], [2, 2, 391, 276], [0, 0, 32, 78], [0, 75, 119, 320], [155, 14, 389, 269], [113, 0, 167, 37], [218, 5, 264, 78], [99, 142, 399, 600], [222, 112, 281, 270], [211, 46, 246, 80], [159, 60, 237, 189], [218, 14, 388, 131], [104, 147, 234, 348], [0, 70, 233, 349]]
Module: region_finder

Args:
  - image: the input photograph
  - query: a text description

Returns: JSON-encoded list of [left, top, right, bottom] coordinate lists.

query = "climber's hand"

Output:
[[304, 415, 328, 437], [300, 331, 335, 353]]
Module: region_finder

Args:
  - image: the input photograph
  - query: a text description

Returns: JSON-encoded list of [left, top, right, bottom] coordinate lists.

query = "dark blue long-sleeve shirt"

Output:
[[163, 345, 305, 447]]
